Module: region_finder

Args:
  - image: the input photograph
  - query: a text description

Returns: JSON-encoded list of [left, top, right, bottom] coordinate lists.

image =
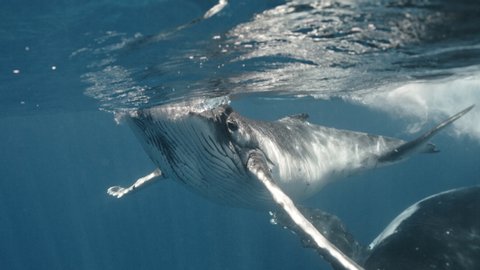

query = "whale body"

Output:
[[111, 99, 472, 209]]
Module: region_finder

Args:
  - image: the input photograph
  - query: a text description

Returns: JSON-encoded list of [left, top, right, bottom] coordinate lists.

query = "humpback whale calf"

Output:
[[107, 98, 473, 270], [108, 100, 473, 205]]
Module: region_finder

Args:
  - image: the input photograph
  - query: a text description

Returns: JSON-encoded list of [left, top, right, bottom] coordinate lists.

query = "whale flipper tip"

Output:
[[107, 186, 128, 198]]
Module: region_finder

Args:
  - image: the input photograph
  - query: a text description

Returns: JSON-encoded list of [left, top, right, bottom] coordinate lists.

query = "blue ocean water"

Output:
[[1, 0, 480, 269]]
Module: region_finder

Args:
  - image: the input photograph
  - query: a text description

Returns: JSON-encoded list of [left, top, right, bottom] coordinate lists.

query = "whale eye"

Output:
[[227, 121, 238, 132]]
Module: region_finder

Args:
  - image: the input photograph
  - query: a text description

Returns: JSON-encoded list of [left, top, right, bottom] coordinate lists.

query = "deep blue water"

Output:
[[1, 1, 480, 269]]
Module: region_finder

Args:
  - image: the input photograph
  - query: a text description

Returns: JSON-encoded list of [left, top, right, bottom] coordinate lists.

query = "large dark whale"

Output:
[[273, 186, 480, 270], [107, 98, 473, 270]]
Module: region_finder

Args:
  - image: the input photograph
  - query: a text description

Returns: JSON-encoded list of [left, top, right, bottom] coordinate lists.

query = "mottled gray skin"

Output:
[[125, 102, 472, 209]]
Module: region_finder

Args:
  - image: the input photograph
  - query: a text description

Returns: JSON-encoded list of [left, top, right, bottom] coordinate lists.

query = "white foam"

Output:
[[360, 70, 480, 141]]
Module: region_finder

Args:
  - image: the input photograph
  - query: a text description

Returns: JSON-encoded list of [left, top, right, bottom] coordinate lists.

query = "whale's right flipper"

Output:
[[246, 150, 364, 270], [107, 168, 162, 198], [271, 207, 367, 270], [379, 105, 475, 163]]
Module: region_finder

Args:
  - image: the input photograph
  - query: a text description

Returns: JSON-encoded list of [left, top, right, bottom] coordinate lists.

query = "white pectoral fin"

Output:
[[379, 105, 475, 163], [107, 168, 163, 199], [246, 150, 364, 270]]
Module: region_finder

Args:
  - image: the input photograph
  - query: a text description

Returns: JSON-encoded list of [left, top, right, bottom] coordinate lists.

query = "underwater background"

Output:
[[1, 0, 480, 269]]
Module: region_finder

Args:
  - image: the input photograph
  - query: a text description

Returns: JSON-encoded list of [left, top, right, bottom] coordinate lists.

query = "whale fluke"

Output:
[[379, 105, 475, 163]]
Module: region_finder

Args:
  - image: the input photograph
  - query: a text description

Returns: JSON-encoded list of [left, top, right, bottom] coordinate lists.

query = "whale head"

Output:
[[120, 100, 272, 208]]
